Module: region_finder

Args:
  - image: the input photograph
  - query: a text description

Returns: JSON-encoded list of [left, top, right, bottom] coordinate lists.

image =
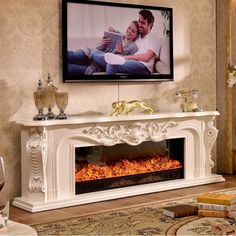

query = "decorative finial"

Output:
[[46, 73, 53, 86], [37, 79, 43, 91]]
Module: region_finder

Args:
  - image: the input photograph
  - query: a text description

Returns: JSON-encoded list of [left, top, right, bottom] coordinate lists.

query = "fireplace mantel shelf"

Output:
[[16, 111, 219, 127], [13, 110, 224, 212]]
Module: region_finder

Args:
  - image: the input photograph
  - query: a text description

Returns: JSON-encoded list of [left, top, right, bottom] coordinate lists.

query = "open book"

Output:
[[104, 31, 123, 50]]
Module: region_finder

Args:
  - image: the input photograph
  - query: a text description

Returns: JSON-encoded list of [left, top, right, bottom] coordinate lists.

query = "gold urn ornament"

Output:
[[43, 74, 58, 119], [33, 74, 69, 120], [176, 89, 201, 112], [55, 92, 69, 119], [33, 79, 47, 120]]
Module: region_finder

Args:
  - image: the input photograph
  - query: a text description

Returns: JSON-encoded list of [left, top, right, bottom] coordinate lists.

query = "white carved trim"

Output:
[[14, 111, 220, 127], [26, 128, 47, 193], [13, 111, 225, 212], [146, 121, 179, 142], [83, 121, 179, 146], [205, 117, 218, 169]]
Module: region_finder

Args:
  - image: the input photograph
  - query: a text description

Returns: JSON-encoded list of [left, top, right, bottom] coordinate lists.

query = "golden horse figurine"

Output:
[[111, 100, 154, 116]]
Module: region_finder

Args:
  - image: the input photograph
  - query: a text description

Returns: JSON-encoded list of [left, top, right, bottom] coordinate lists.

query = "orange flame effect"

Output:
[[75, 155, 182, 182]]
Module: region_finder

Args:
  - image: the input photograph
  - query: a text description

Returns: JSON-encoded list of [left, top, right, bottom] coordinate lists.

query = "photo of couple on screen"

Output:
[[64, 1, 173, 82]]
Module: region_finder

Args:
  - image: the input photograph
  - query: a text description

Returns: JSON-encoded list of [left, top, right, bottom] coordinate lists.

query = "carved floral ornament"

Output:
[[205, 118, 219, 169], [26, 129, 47, 193], [27, 129, 47, 149], [83, 121, 179, 146]]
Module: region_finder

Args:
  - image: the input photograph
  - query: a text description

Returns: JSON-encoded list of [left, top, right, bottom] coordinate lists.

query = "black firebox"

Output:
[[75, 139, 184, 194]]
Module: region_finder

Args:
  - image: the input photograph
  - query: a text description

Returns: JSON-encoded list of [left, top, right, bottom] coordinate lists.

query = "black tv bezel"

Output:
[[62, 0, 174, 83]]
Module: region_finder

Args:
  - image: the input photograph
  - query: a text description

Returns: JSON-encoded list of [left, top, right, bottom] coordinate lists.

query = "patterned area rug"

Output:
[[31, 188, 236, 235]]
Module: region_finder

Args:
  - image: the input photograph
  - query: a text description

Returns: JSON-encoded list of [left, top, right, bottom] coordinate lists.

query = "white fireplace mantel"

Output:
[[12, 111, 224, 212]]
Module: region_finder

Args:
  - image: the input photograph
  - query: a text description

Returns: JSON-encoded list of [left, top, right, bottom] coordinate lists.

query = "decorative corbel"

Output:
[[26, 127, 47, 193]]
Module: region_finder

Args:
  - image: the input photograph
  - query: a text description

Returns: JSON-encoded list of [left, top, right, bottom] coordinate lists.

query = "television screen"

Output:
[[62, 0, 173, 82]]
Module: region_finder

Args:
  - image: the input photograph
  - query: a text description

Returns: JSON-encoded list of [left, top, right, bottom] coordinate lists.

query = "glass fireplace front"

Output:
[[75, 138, 184, 194]]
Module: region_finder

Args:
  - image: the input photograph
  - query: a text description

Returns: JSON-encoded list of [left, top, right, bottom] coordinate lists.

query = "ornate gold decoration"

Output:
[[176, 89, 201, 112], [111, 100, 154, 116], [227, 64, 236, 87], [33, 74, 69, 120], [33, 80, 47, 120], [44, 74, 58, 119], [33, 91, 47, 121], [55, 92, 68, 119]]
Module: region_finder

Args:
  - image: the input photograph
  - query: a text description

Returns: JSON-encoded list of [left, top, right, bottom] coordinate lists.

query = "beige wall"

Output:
[[0, 0, 216, 203]]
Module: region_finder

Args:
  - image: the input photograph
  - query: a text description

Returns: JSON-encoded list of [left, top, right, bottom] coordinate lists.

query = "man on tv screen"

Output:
[[106, 9, 161, 75], [67, 8, 163, 76]]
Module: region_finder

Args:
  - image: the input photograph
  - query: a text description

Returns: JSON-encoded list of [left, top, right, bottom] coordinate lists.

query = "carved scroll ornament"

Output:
[[26, 128, 47, 193], [205, 118, 219, 169], [83, 121, 178, 146]]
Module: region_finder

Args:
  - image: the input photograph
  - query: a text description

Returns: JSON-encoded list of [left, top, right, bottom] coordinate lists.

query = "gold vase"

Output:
[[44, 87, 57, 119], [55, 92, 68, 119], [33, 91, 47, 120]]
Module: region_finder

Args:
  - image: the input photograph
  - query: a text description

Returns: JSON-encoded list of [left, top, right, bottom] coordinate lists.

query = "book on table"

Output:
[[228, 210, 236, 218], [198, 209, 229, 218], [162, 204, 198, 218], [198, 203, 236, 212], [197, 193, 236, 205]]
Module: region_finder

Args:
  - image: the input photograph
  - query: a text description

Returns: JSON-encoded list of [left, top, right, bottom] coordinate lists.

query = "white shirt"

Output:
[[135, 32, 161, 73]]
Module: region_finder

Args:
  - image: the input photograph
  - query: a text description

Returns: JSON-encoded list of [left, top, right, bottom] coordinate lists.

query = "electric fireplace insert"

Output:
[[75, 138, 184, 194]]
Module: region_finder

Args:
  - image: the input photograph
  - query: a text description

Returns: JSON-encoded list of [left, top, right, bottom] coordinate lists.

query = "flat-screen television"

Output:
[[62, 0, 173, 82]]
